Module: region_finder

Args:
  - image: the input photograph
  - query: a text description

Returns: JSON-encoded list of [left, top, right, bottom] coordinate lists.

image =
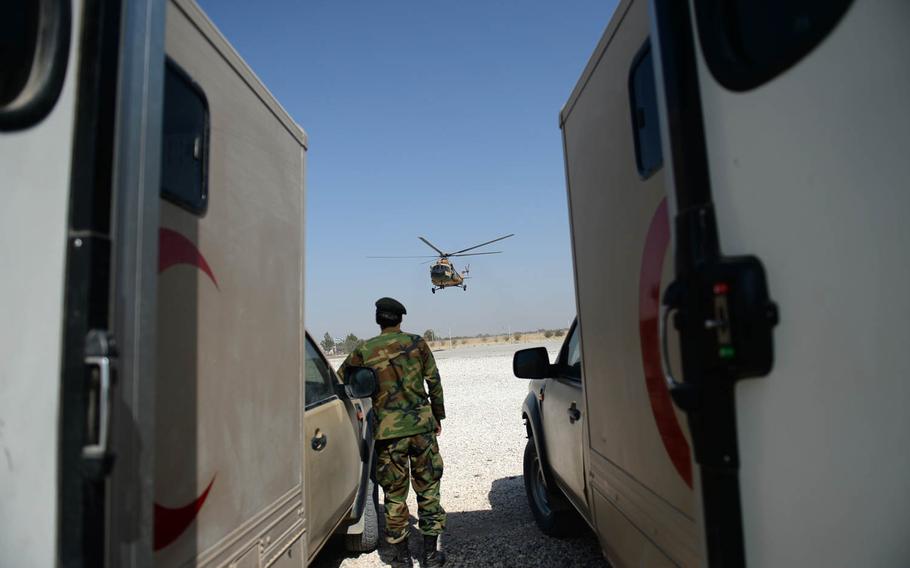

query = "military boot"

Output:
[[422, 535, 445, 567], [390, 538, 413, 568]]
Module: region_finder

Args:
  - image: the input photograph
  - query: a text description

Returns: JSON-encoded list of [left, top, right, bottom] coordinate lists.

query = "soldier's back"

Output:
[[357, 331, 435, 439]]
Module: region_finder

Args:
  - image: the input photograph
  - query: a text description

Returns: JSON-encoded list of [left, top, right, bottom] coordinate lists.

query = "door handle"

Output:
[[567, 403, 581, 424], [82, 329, 116, 480], [83, 355, 112, 460], [311, 430, 328, 451]]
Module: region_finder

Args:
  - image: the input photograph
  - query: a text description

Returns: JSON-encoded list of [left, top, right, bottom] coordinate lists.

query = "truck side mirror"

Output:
[[343, 366, 377, 399], [513, 347, 552, 379]]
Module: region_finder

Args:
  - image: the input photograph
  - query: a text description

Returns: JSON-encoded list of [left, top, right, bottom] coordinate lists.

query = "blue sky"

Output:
[[197, 0, 618, 339]]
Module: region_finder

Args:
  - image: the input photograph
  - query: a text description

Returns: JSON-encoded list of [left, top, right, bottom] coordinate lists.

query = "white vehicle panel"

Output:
[[0, 2, 83, 565], [690, 1, 910, 564]]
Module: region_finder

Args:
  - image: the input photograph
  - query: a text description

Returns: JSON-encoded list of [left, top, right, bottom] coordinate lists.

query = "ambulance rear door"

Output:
[[651, 1, 910, 565], [0, 0, 165, 566]]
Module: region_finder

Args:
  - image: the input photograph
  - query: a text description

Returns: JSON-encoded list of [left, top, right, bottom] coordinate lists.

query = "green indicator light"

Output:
[[719, 346, 735, 359]]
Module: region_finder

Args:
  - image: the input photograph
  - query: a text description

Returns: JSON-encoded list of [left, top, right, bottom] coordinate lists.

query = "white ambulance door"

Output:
[[651, 0, 910, 565], [0, 1, 164, 566], [303, 338, 361, 561], [540, 322, 587, 515]]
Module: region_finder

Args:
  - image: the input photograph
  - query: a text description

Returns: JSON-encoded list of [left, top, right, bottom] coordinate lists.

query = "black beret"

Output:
[[375, 297, 407, 315]]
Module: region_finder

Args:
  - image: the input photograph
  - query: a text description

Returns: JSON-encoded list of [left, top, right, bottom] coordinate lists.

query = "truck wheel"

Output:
[[523, 438, 581, 537], [344, 480, 379, 553]]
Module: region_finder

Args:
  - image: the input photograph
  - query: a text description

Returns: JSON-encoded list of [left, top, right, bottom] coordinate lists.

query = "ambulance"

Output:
[[551, 0, 910, 565], [1, 1, 376, 566]]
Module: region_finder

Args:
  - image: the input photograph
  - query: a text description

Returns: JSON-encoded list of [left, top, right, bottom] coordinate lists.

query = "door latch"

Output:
[[660, 255, 778, 412]]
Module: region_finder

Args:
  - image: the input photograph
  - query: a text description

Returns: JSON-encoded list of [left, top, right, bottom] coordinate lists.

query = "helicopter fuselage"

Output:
[[430, 258, 466, 292]]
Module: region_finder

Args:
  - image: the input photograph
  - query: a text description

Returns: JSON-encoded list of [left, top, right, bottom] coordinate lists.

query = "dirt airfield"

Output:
[[319, 341, 608, 568]]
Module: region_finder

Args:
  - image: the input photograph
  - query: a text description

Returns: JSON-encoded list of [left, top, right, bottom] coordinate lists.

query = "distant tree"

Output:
[[554, 329, 565, 337], [481, 336, 489, 342], [423, 329, 436, 341], [544, 330, 554, 338], [343, 333, 362, 354], [513, 332, 522, 341], [320, 332, 335, 352]]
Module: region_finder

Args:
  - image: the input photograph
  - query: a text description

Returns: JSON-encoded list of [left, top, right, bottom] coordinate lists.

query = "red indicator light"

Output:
[[713, 282, 729, 295]]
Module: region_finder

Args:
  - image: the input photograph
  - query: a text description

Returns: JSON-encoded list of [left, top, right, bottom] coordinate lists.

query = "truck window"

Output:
[[161, 59, 209, 214], [695, 0, 854, 91], [564, 325, 582, 381], [305, 339, 337, 408], [628, 42, 663, 179]]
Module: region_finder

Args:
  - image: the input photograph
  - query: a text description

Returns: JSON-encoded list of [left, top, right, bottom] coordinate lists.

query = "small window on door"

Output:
[[561, 322, 582, 381], [628, 42, 663, 179], [695, 0, 854, 91], [0, 1, 39, 107], [0, 0, 70, 131], [161, 59, 209, 214], [305, 339, 337, 408]]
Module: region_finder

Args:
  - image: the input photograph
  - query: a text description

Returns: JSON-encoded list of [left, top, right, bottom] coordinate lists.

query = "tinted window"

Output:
[[695, 0, 854, 91], [305, 339, 336, 406], [0, 1, 39, 106], [628, 44, 663, 179], [0, 0, 70, 131], [161, 60, 208, 214]]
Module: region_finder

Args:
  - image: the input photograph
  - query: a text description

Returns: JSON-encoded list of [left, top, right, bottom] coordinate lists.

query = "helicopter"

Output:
[[369, 234, 514, 293]]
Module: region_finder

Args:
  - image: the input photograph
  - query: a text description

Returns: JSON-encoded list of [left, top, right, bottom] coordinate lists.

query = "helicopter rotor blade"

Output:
[[449, 251, 502, 257], [449, 233, 514, 255], [418, 236, 447, 256], [367, 255, 440, 259]]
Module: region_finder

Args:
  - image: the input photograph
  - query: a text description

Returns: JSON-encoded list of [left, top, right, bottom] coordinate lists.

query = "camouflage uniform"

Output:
[[338, 328, 446, 543]]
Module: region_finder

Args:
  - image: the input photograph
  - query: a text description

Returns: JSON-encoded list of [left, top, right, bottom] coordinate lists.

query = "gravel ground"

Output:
[[315, 341, 608, 568]]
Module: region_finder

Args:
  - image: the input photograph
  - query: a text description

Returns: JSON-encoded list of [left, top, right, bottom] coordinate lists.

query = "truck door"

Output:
[[651, 0, 910, 565], [0, 0, 164, 566], [540, 323, 587, 514], [303, 338, 361, 561]]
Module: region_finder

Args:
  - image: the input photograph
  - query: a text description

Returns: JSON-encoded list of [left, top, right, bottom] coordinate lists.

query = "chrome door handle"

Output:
[[311, 431, 328, 451]]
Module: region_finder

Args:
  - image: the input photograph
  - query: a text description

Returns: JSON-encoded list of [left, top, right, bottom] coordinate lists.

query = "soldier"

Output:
[[338, 297, 446, 568]]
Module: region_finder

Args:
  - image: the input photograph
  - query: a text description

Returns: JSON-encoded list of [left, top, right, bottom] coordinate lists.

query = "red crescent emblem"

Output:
[[638, 198, 693, 488], [154, 476, 216, 551], [158, 227, 219, 288], [154, 228, 219, 550]]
